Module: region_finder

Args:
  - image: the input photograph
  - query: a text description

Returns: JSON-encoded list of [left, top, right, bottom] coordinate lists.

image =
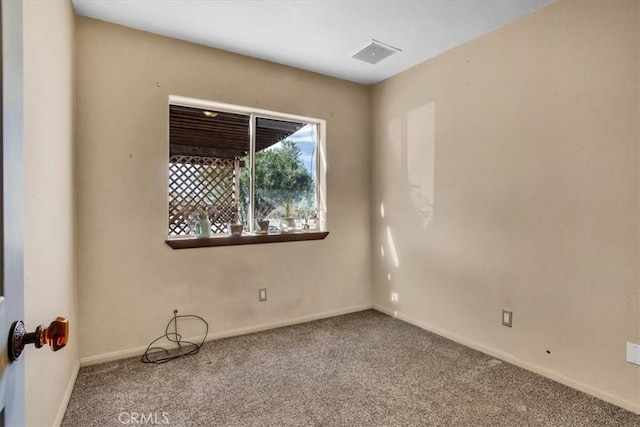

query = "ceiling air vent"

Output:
[[351, 39, 401, 65]]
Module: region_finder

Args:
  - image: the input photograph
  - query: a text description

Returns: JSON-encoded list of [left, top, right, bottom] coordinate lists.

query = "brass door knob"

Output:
[[8, 317, 69, 362]]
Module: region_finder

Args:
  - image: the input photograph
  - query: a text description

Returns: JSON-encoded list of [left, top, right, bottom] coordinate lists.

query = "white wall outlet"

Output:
[[502, 309, 512, 327], [259, 288, 267, 302], [626, 342, 640, 366]]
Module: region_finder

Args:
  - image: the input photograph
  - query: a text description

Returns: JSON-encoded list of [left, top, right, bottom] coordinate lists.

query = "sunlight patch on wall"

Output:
[[390, 292, 399, 303], [407, 103, 435, 229], [388, 117, 403, 169], [386, 226, 400, 268]]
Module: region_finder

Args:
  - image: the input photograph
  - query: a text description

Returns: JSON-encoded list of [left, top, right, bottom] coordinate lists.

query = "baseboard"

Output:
[[372, 304, 640, 415], [54, 359, 80, 427], [80, 304, 373, 367]]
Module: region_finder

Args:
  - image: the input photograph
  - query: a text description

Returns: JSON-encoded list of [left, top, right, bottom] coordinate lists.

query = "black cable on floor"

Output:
[[141, 310, 209, 364]]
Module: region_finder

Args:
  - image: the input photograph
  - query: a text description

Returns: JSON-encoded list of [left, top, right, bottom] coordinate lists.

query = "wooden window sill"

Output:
[[165, 231, 329, 249]]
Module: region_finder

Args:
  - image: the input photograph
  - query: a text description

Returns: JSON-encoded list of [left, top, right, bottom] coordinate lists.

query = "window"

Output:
[[167, 96, 326, 247]]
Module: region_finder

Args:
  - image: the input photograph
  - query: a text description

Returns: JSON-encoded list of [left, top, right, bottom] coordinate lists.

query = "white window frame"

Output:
[[168, 95, 327, 234]]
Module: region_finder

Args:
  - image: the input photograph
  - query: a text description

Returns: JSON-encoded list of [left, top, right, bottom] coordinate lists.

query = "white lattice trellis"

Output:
[[168, 156, 238, 236]]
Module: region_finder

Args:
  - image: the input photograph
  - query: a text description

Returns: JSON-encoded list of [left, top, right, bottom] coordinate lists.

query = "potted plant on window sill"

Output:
[[298, 207, 318, 231], [280, 197, 297, 232], [185, 205, 212, 238], [228, 211, 243, 237], [254, 194, 273, 234]]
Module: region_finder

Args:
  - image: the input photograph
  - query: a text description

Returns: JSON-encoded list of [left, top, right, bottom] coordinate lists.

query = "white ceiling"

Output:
[[72, 0, 554, 85]]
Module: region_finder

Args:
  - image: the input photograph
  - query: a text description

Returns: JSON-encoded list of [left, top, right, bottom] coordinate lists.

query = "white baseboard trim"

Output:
[[372, 304, 640, 415], [80, 304, 373, 367], [54, 359, 80, 427]]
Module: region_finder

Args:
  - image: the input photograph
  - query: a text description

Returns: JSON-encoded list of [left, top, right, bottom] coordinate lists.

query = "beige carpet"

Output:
[[62, 310, 640, 426]]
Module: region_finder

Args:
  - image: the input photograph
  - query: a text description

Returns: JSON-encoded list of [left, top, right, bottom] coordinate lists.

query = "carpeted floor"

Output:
[[62, 310, 640, 426]]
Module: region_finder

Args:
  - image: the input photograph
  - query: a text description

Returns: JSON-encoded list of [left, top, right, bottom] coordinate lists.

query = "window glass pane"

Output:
[[251, 118, 317, 232], [168, 105, 249, 236], [168, 100, 323, 238]]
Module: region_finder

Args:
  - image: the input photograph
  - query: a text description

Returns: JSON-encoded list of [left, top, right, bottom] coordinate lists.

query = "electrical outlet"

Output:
[[502, 310, 512, 327], [627, 342, 640, 366], [259, 288, 267, 302]]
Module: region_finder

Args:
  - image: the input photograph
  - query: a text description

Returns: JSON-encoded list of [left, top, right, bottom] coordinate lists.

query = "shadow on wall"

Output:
[[377, 102, 436, 314]]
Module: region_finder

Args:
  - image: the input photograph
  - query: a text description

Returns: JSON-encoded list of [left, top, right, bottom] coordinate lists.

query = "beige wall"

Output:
[[75, 17, 371, 360], [372, 0, 640, 413], [23, 0, 78, 426]]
